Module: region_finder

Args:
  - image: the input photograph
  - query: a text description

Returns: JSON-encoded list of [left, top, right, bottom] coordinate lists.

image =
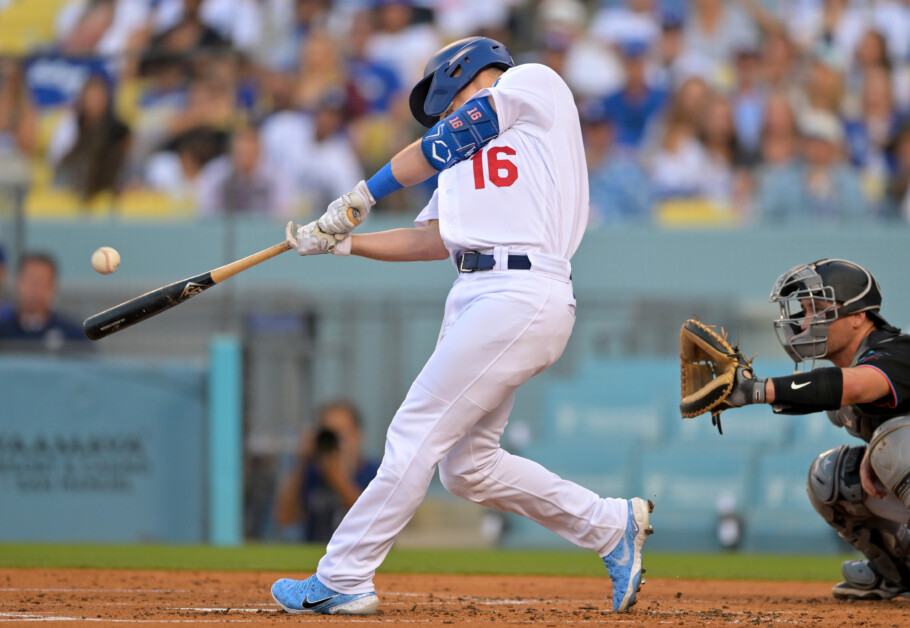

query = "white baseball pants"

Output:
[[317, 255, 628, 593]]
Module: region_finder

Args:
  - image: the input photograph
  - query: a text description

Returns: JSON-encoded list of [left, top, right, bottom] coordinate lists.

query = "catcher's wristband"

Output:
[[770, 367, 843, 414], [741, 375, 767, 405]]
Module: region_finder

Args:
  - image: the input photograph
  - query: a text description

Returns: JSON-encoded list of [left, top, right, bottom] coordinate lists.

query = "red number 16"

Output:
[[471, 146, 518, 189]]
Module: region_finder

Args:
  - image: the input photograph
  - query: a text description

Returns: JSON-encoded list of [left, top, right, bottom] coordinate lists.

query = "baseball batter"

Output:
[[271, 37, 653, 615], [718, 259, 910, 600]]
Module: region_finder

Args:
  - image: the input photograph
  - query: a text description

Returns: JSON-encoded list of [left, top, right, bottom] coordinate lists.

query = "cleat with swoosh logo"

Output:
[[271, 574, 379, 615], [602, 498, 654, 612]]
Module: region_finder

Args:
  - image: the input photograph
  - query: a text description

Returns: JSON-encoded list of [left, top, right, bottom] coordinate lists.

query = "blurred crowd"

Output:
[[0, 0, 909, 226]]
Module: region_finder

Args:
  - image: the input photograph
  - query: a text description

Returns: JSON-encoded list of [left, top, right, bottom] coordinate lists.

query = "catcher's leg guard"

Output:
[[807, 445, 910, 588]]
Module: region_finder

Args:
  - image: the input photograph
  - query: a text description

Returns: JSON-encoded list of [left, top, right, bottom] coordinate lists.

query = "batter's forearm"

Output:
[[362, 141, 435, 202], [350, 223, 448, 262], [390, 141, 438, 186]]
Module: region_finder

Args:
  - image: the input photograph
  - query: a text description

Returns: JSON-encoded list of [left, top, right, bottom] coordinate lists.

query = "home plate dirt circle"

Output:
[[1, 569, 907, 626]]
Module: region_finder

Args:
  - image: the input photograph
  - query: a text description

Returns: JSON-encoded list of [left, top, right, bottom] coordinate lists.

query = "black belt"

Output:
[[457, 250, 532, 273]]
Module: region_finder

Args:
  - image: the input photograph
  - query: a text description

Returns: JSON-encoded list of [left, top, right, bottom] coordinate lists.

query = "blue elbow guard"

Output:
[[420, 96, 499, 171]]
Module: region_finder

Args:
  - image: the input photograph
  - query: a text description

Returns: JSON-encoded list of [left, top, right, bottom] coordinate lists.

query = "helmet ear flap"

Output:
[[408, 75, 436, 128]]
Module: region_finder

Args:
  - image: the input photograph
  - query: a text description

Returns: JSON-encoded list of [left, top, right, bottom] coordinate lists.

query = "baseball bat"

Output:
[[83, 240, 292, 340]]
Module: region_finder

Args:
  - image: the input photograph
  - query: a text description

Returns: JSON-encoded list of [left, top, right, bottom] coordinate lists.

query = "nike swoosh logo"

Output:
[[614, 538, 631, 567], [614, 514, 639, 567], [302, 594, 339, 609], [791, 381, 811, 390]]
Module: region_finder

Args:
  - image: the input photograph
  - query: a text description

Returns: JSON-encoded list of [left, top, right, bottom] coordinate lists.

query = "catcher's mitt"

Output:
[[679, 319, 754, 434]]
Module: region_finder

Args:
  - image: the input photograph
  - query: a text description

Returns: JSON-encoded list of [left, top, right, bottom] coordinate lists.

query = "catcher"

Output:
[[680, 258, 910, 601]]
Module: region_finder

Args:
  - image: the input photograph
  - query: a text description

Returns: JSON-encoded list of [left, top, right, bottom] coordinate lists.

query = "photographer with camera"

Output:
[[274, 400, 380, 543]]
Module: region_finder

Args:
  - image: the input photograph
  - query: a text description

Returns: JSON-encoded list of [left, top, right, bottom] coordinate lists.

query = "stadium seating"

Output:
[[25, 187, 191, 219], [655, 198, 737, 227], [0, 0, 69, 55], [24, 187, 85, 217]]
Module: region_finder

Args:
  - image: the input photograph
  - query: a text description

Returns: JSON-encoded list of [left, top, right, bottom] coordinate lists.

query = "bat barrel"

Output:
[[82, 240, 290, 341], [83, 274, 214, 340]]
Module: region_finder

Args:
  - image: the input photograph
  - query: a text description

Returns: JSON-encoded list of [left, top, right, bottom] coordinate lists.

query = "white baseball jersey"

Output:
[[415, 63, 589, 262], [315, 62, 628, 597]]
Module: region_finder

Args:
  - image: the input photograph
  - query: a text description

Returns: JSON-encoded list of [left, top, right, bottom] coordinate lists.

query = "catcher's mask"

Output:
[[770, 259, 889, 368], [409, 36, 514, 128]]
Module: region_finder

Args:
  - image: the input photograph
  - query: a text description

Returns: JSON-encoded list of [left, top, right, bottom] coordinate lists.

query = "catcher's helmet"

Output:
[[409, 36, 514, 128], [770, 259, 890, 366]]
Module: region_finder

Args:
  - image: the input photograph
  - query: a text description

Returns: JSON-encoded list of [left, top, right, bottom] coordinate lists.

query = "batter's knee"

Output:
[[438, 450, 501, 501], [438, 462, 475, 498]]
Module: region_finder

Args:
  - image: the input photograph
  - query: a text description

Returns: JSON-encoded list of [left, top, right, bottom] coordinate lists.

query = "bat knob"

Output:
[[346, 206, 363, 226]]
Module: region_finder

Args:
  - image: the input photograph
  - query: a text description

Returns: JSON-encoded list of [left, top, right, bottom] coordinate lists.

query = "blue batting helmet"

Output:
[[409, 36, 514, 128]]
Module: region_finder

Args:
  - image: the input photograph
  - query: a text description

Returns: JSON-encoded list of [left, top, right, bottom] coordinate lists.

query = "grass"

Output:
[[0, 544, 853, 582]]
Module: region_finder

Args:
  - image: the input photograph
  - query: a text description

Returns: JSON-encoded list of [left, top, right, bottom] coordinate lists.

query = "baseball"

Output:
[[91, 246, 121, 274]]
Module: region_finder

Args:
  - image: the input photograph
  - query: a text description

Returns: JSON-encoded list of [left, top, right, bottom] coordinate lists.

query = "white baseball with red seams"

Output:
[[315, 63, 629, 594], [91, 247, 120, 274]]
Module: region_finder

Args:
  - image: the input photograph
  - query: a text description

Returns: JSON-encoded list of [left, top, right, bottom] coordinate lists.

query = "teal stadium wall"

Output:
[[0, 357, 208, 542], [1, 217, 907, 550]]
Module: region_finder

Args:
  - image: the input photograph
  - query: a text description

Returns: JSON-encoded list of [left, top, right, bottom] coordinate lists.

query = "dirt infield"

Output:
[[1, 569, 908, 626]]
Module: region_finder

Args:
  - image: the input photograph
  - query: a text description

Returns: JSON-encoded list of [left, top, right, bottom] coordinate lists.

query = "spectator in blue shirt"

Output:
[[345, 10, 403, 117], [582, 99, 654, 225], [601, 39, 667, 149], [0, 252, 89, 352], [843, 66, 901, 197]]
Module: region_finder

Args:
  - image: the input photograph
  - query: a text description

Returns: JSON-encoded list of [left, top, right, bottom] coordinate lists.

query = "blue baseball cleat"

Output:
[[271, 574, 379, 615], [602, 497, 654, 612]]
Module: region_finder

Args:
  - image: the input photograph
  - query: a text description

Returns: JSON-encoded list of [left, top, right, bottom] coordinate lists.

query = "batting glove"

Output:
[[285, 221, 351, 256], [316, 180, 375, 235]]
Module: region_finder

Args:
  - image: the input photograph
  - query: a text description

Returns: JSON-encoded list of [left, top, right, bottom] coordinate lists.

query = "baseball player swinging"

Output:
[[682, 259, 910, 600], [270, 36, 653, 615]]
